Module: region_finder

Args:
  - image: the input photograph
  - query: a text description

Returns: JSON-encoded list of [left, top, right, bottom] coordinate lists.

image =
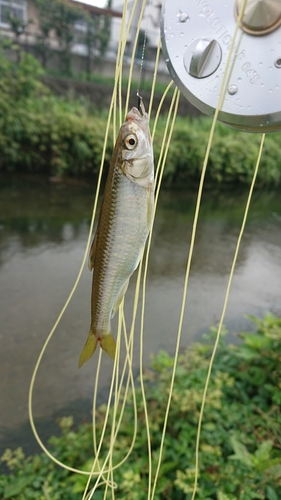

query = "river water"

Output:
[[0, 175, 281, 459]]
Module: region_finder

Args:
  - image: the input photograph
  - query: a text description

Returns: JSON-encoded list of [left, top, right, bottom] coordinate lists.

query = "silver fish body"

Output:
[[78, 104, 154, 367]]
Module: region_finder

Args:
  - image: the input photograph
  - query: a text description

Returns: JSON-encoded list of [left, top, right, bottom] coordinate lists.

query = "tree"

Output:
[[33, 0, 54, 68], [82, 10, 111, 79], [51, 0, 84, 75], [7, 9, 32, 64]]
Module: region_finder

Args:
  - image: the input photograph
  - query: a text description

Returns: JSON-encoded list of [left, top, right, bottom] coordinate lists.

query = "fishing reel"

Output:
[[160, 0, 281, 132]]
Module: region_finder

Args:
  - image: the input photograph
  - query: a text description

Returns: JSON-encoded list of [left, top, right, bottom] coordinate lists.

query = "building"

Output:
[[0, 0, 169, 78]]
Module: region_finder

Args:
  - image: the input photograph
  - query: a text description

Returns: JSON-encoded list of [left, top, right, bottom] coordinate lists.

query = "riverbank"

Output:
[[1, 52, 281, 188], [1, 314, 280, 499]]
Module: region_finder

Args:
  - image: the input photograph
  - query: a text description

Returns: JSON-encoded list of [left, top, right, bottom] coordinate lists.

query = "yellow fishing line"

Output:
[[140, 87, 181, 500], [81, 338, 121, 497], [85, 2, 155, 491], [89, 307, 139, 477], [81, 4, 154, 490], [90, 331, 138, 482], [81, 3, 167, 493], [149, 1, 252, 497], [148, 38, 163, 120], [83, 17, 180, 498], [90, 258, 147, 483], [27, 1, 264, 499], [190, 133, 265, 500], [28, 0, 133, 477]]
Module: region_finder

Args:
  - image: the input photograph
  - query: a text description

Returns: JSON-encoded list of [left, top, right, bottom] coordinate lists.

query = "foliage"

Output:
[[32, 0, 55, 68], [2, 3, 32, 63], [1, 314, 281, 499], [51, 0, 83, 75], [0, 55, 44, 102], [81, 11, 111, 78], [159, 117, 281, 188], [33, 0, 111, 75], [0, 50, 281, 185], [0, 49, 111, 174]]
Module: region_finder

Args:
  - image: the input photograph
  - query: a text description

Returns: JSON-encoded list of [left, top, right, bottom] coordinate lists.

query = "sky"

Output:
[[73, 0, 108, 9]]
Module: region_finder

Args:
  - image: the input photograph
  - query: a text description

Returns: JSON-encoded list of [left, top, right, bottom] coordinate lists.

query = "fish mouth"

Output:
[[126, 95, 146, 121]]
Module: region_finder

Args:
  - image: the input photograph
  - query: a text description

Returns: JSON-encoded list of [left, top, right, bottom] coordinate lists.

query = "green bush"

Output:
[[0, 49, 111, 175], [0, 50, 281, 186], [1, 314, 281, 499], [160, 118, 281, 187]]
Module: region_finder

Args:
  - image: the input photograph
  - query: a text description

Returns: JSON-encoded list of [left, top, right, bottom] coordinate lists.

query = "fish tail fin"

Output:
[[100, 334, 116, 360], [78, 331, 98, 368]]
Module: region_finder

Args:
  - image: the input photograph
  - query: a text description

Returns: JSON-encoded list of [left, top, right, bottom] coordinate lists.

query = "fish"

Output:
[[78, 101, 154, 368]]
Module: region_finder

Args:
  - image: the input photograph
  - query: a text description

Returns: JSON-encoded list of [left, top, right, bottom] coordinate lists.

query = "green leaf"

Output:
[[229, 437, 253, 467], [266, 485, 278, 500], [217, 491, 236, 500], [240, 333, 272, 350], [4, 476, 33, 497], [234, 345, 258, 360], [254, 440, 273, 461]]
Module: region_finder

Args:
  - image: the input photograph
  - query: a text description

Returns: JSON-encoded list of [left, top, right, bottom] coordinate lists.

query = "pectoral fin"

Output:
[[111, 279, 129, 318], [88, 232, 98, 271]]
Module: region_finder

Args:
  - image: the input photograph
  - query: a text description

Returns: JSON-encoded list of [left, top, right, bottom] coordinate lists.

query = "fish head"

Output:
[[120, 107, 154, 188]]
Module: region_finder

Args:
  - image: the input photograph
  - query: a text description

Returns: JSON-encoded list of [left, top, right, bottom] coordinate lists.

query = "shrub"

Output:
[[0, 50, 281, 187], [1, 314, 281, 499]]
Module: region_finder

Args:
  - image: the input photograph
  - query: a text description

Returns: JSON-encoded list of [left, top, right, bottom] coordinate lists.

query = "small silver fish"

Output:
[[78, 102, 154, 368]]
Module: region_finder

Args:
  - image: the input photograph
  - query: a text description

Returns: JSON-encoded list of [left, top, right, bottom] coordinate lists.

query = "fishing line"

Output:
[[27, 0, 256, 497], [151, 79, 174, 141], [87, 18, 179, 498], [91, 314, 138, 469], [190, 133, 265, 500], [136, 0, 151, 101], [28, 0, 136, 477], [87, 76, 180, 498], [81, 304, 131, 496], [85, 0, 155, 484], [90, 256, 149, 484], [149, 0, 251, 497], [91, 309, 138, 471], [81, 1, 160, 489], [139, 86, 180, 500], [148, 38, 165, 120], [125, 0, 149, 115], [81, 334, 122, 498], [84, 63, 181, 497]]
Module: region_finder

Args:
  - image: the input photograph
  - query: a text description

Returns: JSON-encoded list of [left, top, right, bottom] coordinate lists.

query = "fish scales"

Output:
[[93, 170, 149, 331], [79, 103, 154, 367]]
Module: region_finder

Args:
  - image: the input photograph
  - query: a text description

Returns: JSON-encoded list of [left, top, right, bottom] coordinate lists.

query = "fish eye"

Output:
[[125, 134, 137, 150]]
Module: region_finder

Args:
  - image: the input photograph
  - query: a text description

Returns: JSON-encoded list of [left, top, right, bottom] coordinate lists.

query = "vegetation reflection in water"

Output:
[[1, 175, 281, 246]]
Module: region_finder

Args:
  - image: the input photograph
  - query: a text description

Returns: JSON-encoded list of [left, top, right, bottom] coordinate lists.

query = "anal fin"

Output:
[[111, 279, 129, 318]]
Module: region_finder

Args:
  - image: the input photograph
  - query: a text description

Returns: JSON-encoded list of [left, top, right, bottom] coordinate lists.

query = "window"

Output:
[[74, 19, 87, 44], [0, 0, 27, 28]]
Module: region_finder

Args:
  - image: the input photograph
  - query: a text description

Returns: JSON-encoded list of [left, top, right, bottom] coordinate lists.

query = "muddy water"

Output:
[[0, 175, 280, 457]]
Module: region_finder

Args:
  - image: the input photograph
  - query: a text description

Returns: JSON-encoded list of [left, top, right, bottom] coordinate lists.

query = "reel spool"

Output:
[[160, 0, 281, 132]]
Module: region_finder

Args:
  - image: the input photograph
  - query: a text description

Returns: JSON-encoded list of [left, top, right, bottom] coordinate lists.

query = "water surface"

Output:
[[0, 175, 280, 457]]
